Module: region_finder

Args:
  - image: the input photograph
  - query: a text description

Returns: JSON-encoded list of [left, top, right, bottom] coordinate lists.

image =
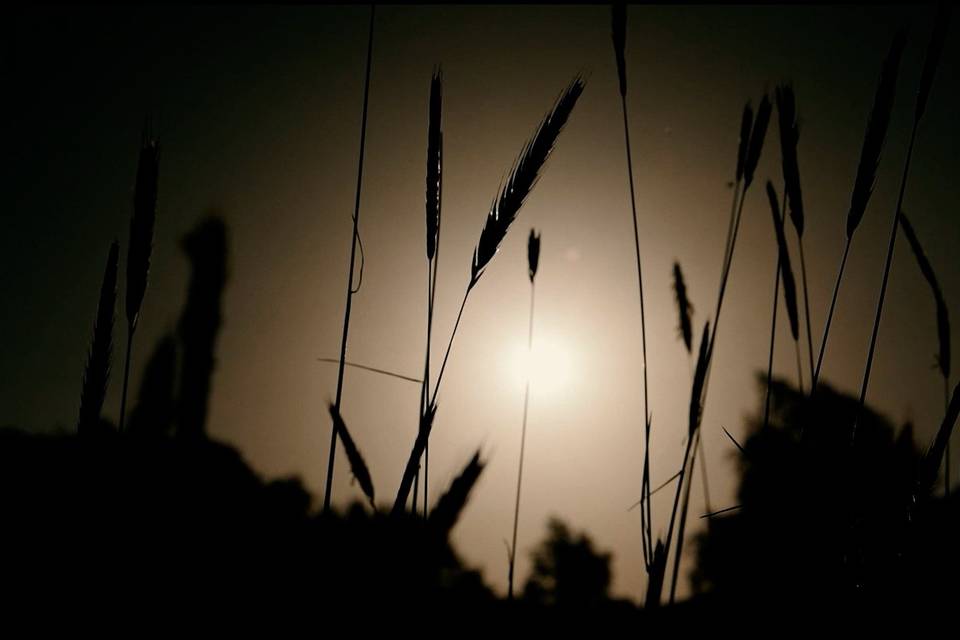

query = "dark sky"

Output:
[[7, 5, 959, 601]]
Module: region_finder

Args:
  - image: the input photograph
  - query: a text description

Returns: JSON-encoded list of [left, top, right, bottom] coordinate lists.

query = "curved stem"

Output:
[[620, 89, 653, 568], [764, 231, 783, 431]]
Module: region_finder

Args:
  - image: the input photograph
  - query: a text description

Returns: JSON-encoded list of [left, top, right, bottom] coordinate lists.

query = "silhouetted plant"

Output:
[[417, 67, 444, 516], [763, 183, 799, 430], [899, 211, 952, 494], [672, 263, 693, 355], [77, 240, 119, 435], [856, 9, 950, 436], [119, 123, 160, 432], [428, 450, 485, 538], [325, 4, 376, 513], [776, 84, 814, 383], [393, 76, 585, 514], [508, 228, 541, 599], [328, 404, 376, 510], [661, 322, 711, 605], [812, 30, 906, 392], [611, 3, 655, 571]]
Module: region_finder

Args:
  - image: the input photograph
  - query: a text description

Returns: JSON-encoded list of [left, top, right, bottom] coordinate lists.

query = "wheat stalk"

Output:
[[419, 67, 444, 517], [508, 228, 540, 599], [776, 84, 815, 382], [812, 30, 907, 392], [118, 122, 160, 432], [763, 183, 799, 430], [657, 321, 711, 606], [899, 210, 953, 494], [393, 76, 584, 516], [611, 3, 655, 569], [856, 15, 947, 435], [324, 5, 376, 513]]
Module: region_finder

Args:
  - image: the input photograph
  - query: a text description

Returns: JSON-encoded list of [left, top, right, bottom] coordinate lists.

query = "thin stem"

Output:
[[418, 258, 433, 518], [118, 328, 134, 432], [697, 431, 712, 517], [620, 87, 653, 568], [812, 236, 852, 394], [669, 430, 700, 604], [627, 470, 683, 511], [763, 235, 782, 431], [509, 280, 536, 600], [317, 358, 421, 384], [660, 429, 695, 607], [854, 121, 918, 439], [798, 241, 815, 385], [794, 338, 804, 394], [709, 183, 748, 357], [430, 286, 471, 408], [324, 4, 375, 514], [946, 376, 951, 497], [764, 190, 788, 430]]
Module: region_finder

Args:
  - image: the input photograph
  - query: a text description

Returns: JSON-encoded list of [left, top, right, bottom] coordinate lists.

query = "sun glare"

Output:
[[504, 332, 574, 399]]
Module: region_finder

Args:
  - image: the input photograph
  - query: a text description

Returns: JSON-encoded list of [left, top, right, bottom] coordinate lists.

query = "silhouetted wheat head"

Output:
[[846, 30, 906, 238], [766, 183, 799, 341], [690, 322, 712, 435], [528, 229, 541, 282], [329, 404, 376, 509], [775, 84, 804, 237], [742, 95, 771, 191], [672, 262, 693, 354], [78, 241, 119, 434], [426, 68, 443, 261], [429, 450, 485, 537], [899, 213, 950, 380], [470, 77, 584, 289], [127, 124, 160, 333]]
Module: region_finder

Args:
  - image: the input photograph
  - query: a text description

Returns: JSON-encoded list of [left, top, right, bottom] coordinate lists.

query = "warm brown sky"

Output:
[[8, 5, 959, 602]]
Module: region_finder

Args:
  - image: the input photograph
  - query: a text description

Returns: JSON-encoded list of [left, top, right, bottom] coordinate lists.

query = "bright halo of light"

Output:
[[504, 332, 573, 399]]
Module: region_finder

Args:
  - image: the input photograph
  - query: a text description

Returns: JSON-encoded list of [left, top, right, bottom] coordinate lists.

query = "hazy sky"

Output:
[[8, 5, 959, 602]]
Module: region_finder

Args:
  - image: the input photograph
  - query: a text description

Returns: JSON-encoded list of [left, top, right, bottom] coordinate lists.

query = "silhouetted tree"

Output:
[[523, 517, 612, 609], [176, 215, 227, 439], [693, 376, 957, 610]]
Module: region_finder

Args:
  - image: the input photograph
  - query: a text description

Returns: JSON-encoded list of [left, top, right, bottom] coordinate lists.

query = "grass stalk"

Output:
[[811, 30, 906, 394], [613, 3, 654, 567], [324, 4, 376, 513], [508, 273, 536, 599]]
